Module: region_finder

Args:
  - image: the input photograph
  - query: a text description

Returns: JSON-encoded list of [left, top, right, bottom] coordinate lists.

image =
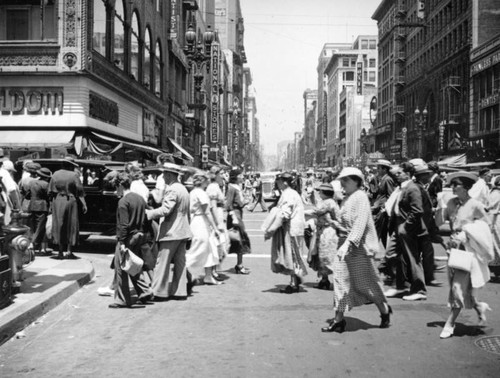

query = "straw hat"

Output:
[[446, 171, 478, 184], [160, 162, 181, 174], [315, 182, 334, 192], [376, 159, 392, 168], [37, 167, 52, 179], [338, 167, 364, 181], [414, 164, 432, 176]]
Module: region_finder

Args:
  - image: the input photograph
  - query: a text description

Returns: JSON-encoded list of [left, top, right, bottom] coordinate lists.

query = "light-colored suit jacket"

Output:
[[147, 182, 192, 241]]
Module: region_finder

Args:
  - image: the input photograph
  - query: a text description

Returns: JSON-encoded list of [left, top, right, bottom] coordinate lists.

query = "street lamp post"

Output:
[[414, 106, 428, 158], [184, 23, 215, 168]]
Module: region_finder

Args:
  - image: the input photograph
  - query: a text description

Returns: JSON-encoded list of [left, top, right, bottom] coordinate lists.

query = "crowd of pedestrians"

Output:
[[2, 152, 499, 339]]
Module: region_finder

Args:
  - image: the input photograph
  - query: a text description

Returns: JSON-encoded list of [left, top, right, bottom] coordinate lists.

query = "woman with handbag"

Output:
[[435, 172, 492, 338], [226, 169, 252, 274], [186, 173, 222, 285]]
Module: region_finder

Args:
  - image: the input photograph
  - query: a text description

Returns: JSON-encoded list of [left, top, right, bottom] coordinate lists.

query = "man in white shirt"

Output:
[[469, 168, 491, 208]]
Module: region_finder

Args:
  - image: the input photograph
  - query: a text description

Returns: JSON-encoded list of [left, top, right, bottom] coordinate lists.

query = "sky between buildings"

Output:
[[239, 0, 379, 155]]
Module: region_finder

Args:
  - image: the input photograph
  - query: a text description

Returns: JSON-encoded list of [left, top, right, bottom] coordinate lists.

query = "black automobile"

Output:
[[15, 158, 126, 239]]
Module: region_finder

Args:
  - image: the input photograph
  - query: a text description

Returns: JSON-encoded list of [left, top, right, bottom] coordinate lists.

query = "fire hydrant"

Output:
[[1, 209, 31, 293]]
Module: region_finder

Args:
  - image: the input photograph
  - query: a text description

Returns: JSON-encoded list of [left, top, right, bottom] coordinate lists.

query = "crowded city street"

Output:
[[0, 208, 498, 377]]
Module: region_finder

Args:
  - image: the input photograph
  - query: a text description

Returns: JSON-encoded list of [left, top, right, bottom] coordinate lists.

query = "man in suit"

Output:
[[391, 162, 428, 301], [146, 162, 193, 300], [371, 159, 395, 248], [426, 161, 443, 210]]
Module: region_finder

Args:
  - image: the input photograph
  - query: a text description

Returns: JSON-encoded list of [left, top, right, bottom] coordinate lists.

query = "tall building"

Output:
[[323, 36, 378, 166], [303, 89, 318, 168], [315, 43, 351, 167]]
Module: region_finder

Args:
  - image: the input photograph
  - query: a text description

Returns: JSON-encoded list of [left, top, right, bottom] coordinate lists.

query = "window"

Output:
[[1, 0, 57, 41], [130, 12, 140, 80], [154, 40, 162, 97], [93, 0, 107, 56], [343, 71, 354, 81], [342, 58, 349, 67], [361, 39, 368, 49], [369, 71, 376, 82], [369, 58, 376, 67], [113, 1, 125, 70], [143, 28, 152, 89], [369, 40, 377, 49], [350, 58, 356, 67]]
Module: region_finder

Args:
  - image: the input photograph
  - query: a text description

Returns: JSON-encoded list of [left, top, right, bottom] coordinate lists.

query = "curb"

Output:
[[0, 260, 95, 346]]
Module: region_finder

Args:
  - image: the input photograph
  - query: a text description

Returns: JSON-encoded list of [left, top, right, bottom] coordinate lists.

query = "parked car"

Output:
[[15, 158, 126, 238]]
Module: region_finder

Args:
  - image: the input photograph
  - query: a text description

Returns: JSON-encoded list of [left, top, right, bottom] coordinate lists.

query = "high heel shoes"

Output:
[[476, 302, 492, 326], [234, 265, 250, 275], [379, 305, 393, 328], [321, 318, 346, 333]]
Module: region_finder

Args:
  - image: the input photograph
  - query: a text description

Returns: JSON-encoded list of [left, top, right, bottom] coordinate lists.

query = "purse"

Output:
[[447, 248, 474, 272], [120, 248, 144, 276]]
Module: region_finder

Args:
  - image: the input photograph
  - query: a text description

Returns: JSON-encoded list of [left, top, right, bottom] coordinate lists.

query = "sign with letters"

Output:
[[210, 42, 220, 144]]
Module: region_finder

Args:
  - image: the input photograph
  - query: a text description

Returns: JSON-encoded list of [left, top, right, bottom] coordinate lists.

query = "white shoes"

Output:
[[440, 325, 455, 339], [384, 288, 405, 298], [97, 287, 114, 296], [402, 293, 427, 301], [477, 302, 492, 326]]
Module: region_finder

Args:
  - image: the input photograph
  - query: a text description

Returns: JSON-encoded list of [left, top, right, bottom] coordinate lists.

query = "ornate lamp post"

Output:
[[184, 23, 215, 167], [414, 106, 428, 157]]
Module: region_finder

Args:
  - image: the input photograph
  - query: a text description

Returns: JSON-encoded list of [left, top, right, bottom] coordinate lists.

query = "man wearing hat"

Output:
[[26, 167, 52, 255], [371, 159, 396, 248], [19, 161, 41, 215], [146, 162, 192, 300], [413, 163, 442, 287]]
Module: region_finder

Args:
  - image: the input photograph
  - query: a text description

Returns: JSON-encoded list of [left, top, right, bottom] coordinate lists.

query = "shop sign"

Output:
[[401, 127, 407, 158], [89, 91, 118, 125], [322, 92, 328, 140], [439, 124, 445, 151], [0, 87, 63, 115], [210, 42, 220, 144], [356, 62, 363, 95], [479, 93, 500, 109], [472, 51, 500, 75], [169, 0, 178, 40]]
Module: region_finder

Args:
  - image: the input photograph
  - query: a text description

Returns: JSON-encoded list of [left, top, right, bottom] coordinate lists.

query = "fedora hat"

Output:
[[414, 164, 432, 176], [37, 167, 52, 179], [160, 162, 181, 174], [376, 159, 392, 168], [408, 158, 426, 167], [315, 182, 334, 192], [338, 167, 364, 181]]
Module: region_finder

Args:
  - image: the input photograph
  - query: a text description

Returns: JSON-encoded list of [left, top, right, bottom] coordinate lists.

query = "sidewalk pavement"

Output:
[[0, 255, 94, 345]]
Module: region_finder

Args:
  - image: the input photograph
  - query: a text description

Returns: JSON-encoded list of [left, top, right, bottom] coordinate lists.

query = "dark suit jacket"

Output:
[[372, 174, 395, 214], [427, 175, 443, 208], [26, 179, 50, 212], [393, 180, 427, 237]]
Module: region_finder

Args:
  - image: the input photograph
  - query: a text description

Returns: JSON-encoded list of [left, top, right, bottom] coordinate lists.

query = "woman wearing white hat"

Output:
[[322, 167, 391, 332]]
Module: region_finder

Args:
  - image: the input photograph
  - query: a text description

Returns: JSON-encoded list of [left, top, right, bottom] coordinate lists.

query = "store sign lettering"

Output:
[[479, 93, 500, 109], [210, 42, 220, 144], [0, 87, 63, 114], [169, 0, 177, 39], [356, 62, 363, 95], [472, 51, 500, 75]]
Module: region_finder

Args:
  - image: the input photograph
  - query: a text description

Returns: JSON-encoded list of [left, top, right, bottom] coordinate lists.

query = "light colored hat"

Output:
[[409, 158, 426, 167], [338, 167, 364, 181], [37, 167, 52, 179], [2, 159, 16, 172], [307, 168, 314, 174], [160, 162, 181, 174], [414, 164, 432, 175], [210, 165, 221, 174], [446, 171, 478, 185], [376, 159, 392, 168]]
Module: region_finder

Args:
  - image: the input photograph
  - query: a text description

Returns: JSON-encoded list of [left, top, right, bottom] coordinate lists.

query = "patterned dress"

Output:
[[309, 198, 340, 276], [333, 189, 386, 312]]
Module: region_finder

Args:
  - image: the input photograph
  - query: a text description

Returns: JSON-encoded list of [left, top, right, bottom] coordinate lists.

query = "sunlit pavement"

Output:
[[0, 209, 499, 377]]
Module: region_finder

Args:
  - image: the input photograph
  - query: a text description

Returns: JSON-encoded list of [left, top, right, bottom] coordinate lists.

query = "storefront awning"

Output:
[[168, 138, 194, 161], [0, 130, 75, 148], [438, 153, 467, 166], [90, 132, 164, 155]]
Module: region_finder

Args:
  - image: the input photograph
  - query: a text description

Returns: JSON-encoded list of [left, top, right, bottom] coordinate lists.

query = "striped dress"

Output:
[[333, 189, 386, 312]]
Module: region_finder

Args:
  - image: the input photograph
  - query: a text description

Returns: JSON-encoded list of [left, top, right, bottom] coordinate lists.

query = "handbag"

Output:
[[447, 248, 474, 272], [120, 248, 144, 276]]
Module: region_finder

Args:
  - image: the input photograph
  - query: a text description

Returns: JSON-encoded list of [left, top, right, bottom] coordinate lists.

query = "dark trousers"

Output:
[[398, 231, 427, 294], [113, 243, 152, 306], [249, 193, 268, 211], [30, 211, 48, 249], [419, 234, 435, 284]]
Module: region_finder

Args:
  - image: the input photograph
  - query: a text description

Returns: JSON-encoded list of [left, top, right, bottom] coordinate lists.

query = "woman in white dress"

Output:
[[186, 173, 221, 285]]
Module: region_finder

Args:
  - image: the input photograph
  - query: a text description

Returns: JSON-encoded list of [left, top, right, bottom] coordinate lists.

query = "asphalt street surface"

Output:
[[0, 209, 499, 377]]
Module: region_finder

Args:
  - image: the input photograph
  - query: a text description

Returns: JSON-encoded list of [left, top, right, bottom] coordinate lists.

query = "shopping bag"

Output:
[[447, 248, 474, 272], [120, 248, 144, 276]]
